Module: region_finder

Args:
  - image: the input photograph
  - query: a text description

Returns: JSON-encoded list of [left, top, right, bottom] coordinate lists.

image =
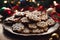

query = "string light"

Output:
[[32, 0, 36, 2], [53, 1, 58, 6], [14, 10, 18, 13], [11, 1, 14, 4], [29, 0, 36, 2], [37, 3, 40, 6], [26, 0, 29, 1], [49, 38, 53, 40], [29, 0, 32, 2], [4, 0, 8, 4], [17, 1, 21, 4]]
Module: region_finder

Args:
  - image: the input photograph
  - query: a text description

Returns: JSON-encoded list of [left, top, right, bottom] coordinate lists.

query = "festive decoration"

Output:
[[0, 7, 13, 16], [26, 0, 29, 1], [36, 0, 53, 8], [12, 5, 20, 10], [17, 1, 21, 4], [55, 4, 60, 13], [0, 7, 5, 13], [1, 7, 6, 9], [51, 33, 59, 38], [49, 33, 59, 40], [49, 11, 60, 22], [37, 5, 44, 11], [11, 1, 14, 4], [0, 0, 60, 23], [37, 3, 40, 7], [49, 1, 60, 22], [49, 38, 53, 40], [4, 0, 8, 4], [32, 0, 36, 2], [28, 6, 35, 11], [0, 7, 7, 15], [4, 10, 12, 15], [53, 1, 60, 13], [21, 7, 28, 11], [51, 33, 59, 40]]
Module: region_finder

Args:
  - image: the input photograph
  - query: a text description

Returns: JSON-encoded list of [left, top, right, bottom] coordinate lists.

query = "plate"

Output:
[[3, 23, 59, 36]]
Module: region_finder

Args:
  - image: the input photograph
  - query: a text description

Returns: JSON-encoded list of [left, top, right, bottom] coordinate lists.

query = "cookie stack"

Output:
[[4, 10, 55, 34]]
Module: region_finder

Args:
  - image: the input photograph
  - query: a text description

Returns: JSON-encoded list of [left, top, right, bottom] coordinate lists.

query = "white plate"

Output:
[[3, 23, 59, 36]]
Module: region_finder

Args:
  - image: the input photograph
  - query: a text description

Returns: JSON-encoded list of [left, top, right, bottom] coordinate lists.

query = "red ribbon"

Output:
[[50, 12, 60, 22]]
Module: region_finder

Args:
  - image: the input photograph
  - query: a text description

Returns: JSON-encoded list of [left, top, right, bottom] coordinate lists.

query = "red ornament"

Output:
[[57, 13, 60, 16], [28, 7, 35, 11], [55, 4, 60, 9], [37, 5, 44, 11], [4, 10, 14, 16], [12, 5, 20, 10], [50, 12, 60, 22], [51, 16, 59, 22]]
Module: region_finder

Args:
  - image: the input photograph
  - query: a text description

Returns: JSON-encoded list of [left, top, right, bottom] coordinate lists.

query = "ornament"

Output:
[[20, 7, 27, 11], [46, 8, 53, 13], [4, 0, 8, 4], [4, 9, 14, 16], [0, 7, 6, 13], [32, 0, 36, 2], [4, 8, 11, 10], [54, 4, 60, 22], [37, 3, 40, 7], [12, 5, 20, 10], [11, 1, 14, 4], [0, 7, 5, 12], [3, 7, 12, 15], [1, 7, 11, 10], [28, 7, 34, 11], [20, 8, 24, 11], [49, 38, 53, 40], [51, 33, 59, 38], [53, 1, 60, 13], [17, 1, 21, 4], [37, 5, 44, 11], [50, 12, 56, 21], [50, 12, 60, 22], [49, 33, 59, 40], [26, 0, 29, 1], [53, 1, 58, 6], [29, 0, 32, 2], [14, 10, 18, 13], [5, 10, 11, 14], [51, 33, 59, 40], [1, 7, 6, 9]]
